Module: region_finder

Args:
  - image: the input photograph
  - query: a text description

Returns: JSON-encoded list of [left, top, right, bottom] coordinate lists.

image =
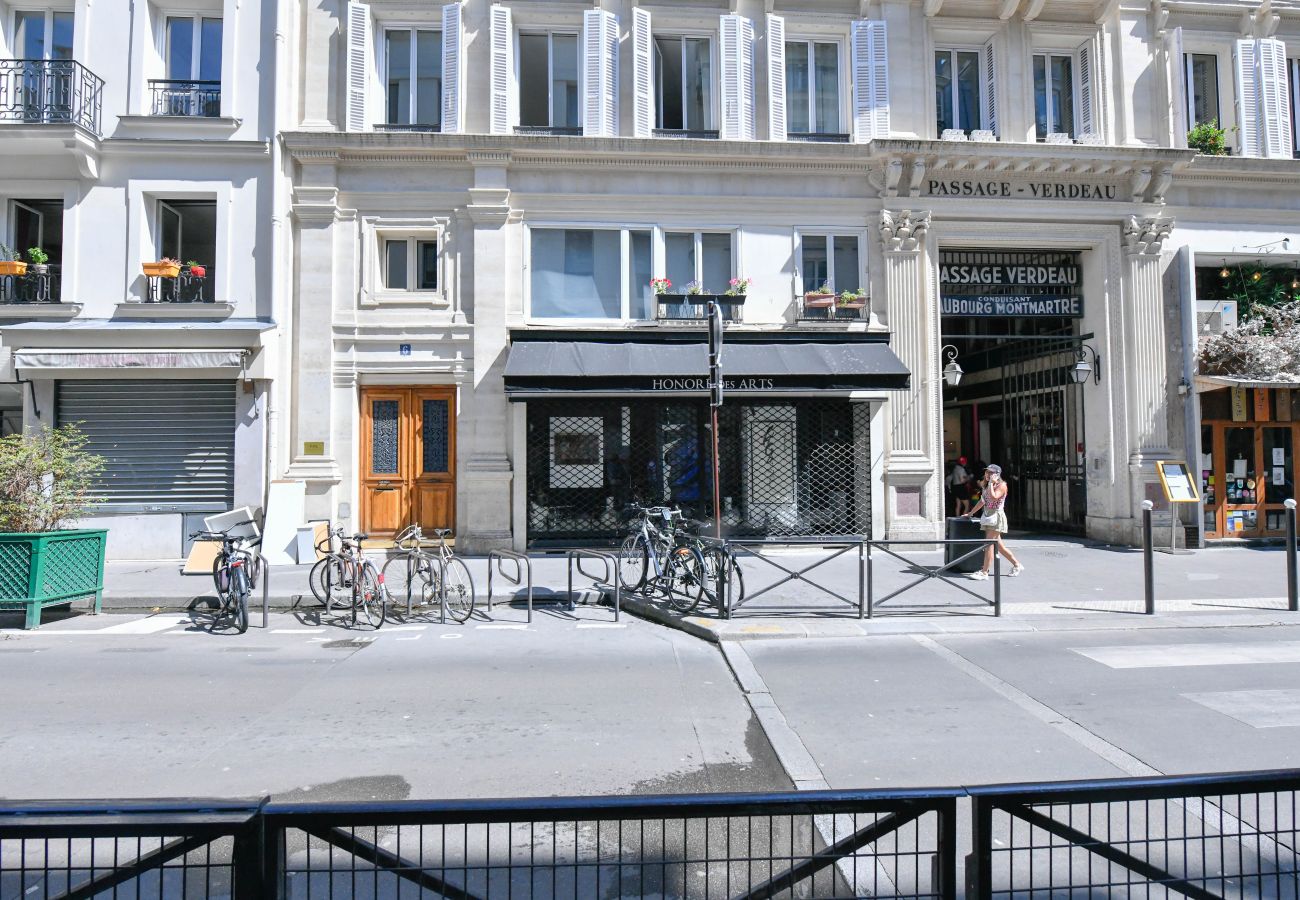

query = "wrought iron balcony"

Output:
[[655, 294, 743, 323], [149, 80, 221, 118], [145, 266, 212, 303], [0, 60, 103, 135], [375, 122, 442, 133], [0, 266, 61, 304], [797, 293, 869, 321]]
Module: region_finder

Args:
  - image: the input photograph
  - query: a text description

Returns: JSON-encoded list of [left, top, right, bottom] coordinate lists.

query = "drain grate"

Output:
[[321, 639, 375, 650]]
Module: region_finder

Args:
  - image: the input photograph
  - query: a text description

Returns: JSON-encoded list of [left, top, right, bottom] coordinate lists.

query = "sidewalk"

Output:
[[39, 536, 1300, 638]]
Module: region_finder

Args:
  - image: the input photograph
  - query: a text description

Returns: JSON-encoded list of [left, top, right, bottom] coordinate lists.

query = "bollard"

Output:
[[1287, 499, 1298, 613], [1142, 500, 1155, 615]]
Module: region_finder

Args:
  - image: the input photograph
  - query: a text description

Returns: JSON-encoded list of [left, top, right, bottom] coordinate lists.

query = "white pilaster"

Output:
[[879, 209, 942, 540]]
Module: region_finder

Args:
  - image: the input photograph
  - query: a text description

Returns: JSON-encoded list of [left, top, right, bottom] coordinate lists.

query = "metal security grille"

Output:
[[57, 380, 236, 509], [526, 399, 871, 545], [1000, 338, 1087, 534]]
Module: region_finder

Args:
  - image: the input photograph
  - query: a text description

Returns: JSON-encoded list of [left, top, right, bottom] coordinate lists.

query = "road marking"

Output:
[[576, 623, 626, 629], [383, 625, 428, 632], [477, 624, 527, 630], [271, 629, 323, 634], [439, 633, 463, 640], [1183, 689, 1300, 728], [1073, 640, 1300, 669], [395, 634, 424, 641], [98, 617, 191, 635]]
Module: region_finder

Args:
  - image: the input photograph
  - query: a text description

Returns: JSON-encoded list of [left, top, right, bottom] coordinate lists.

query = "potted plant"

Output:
[[0, 244, 27, 277], [650, 277, 672, 295], [143, 257, 182, 278], [837, 288, 867, 310], [0, 425, 107, 630], [25, 247, 48, 276], [185, 260, 207, 278], [685, 280, 703, 296], [1187, 121, 1229, 156], [804, 282, 837, 308], [725, 277, 752, 297]]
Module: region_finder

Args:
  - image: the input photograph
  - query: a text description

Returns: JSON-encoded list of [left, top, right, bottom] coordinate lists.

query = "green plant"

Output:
[[0, 245, 17, 262], [1187, 121, 1228, 156], [25, 248, 48, 266], [0, 425, 104, 533], [812, 282, 833, 295], [837, 289, 866, 306], [725, 277, 752, 296], [185, 259, 198, 268]]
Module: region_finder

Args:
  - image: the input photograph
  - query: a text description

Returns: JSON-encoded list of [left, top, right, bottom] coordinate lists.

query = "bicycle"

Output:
[[381, 525, 475, 623], [617, 505, 708, 614], [192, 524, 261, 634], [307, 526, 348, 608], [679, 519, 746, 613]]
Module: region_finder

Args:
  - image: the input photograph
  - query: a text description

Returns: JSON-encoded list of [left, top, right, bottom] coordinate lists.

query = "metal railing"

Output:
[[149, 79, 222, 117], [796, 294, 869, 321], [970, 769, 1300, 898], [268, 789, 958, 899], [146, 266, 213, 303], [655, 296, 744, 322], [708, 537, 1002, 620], [0, 59, 103, 135], [0, 265, 60, 304]]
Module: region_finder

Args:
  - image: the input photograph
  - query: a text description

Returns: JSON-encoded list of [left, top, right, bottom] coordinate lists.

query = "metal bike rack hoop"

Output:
[[487, 550, 534, 624], [566, 549, 621, 622]]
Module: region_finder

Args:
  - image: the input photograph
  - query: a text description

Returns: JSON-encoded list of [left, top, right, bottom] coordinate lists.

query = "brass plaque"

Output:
[[303, 441, 325, 456]]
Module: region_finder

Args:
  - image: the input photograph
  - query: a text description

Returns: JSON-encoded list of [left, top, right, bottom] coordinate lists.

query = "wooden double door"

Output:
[[360, 387, 456, 538]]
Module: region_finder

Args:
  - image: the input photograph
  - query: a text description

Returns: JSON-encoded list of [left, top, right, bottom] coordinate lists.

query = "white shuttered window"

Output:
[[58, 381, 236, 509], [1234, 38, 1293, 158], [850, 19, 888, 142], [345, 1, 371, 132], [442, 2, 462, 133], [719, 14, 755, 140], [766, 14, 786, 141], [632, 9, 654, 137], [489, 5, 512, 134], [583, 9, 619, 137]]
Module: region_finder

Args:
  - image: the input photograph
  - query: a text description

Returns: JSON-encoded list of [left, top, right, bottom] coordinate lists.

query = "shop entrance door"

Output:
[[359, 387, 455, 538], [1204, 421, 1297, 538]]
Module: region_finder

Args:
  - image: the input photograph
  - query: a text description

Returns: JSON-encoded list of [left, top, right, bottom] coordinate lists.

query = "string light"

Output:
[[1220, 258, 1231, 279]]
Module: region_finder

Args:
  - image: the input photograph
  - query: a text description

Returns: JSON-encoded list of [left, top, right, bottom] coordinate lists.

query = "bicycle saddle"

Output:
[[432, 528, 453, 537], [353, 532, 370, 541]]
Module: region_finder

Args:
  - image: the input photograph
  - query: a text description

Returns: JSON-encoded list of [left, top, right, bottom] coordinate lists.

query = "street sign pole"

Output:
[[708, 302, 724, 540]]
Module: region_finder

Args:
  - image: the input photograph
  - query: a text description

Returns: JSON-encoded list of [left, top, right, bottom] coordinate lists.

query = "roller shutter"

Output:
[[57, 380, 236, 510]]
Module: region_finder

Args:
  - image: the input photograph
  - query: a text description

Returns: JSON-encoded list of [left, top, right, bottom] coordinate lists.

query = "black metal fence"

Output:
[[0, 59, 103, 135], [149, 79, 222, 117], [526, 399, 871, 547], [0, 266, 60, 304], [9, 770, 1300, 898], [146, 266, 213, 303]]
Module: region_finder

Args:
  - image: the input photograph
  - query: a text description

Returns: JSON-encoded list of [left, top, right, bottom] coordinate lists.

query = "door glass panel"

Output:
[[683, 37, 711, 130], [1224, 426, 1256, 534], [629, 230, 653, 320], [934, 51, 953, 133], [833, 236, 859, 293], [371, 400, 400, 474], [1201, 423, 1216, 533], [552, 34, 579, 128], [519, 34, 549, 126], [422, 399, 450, 473], [813, 42, 839, 133], [654, 37, 683, 129], [199, 18, 222, 81], [1264, 427, 1294, 504], [386, 30, 412, 125], [801, 237, 828, 292], [786, 42, 810, 133], [414, 30, 442, 127], [167, 18, 195, 80], [51, 13, 74, 60]]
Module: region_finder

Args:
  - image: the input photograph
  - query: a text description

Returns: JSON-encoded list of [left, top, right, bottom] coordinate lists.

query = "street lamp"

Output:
[[941, 344, 963, 387], [1071, 344, 1102, 385]]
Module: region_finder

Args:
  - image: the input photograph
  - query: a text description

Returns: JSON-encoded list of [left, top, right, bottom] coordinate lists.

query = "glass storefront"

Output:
[[1201, 386, 1300, 538]]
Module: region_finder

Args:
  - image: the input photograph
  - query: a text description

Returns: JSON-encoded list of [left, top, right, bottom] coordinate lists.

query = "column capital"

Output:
[[879, 209, 931, 254], [1123, 215, 1174, 257]]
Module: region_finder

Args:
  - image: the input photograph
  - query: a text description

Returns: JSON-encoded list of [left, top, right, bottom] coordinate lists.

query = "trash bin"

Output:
[[945, 516, 985, 574]]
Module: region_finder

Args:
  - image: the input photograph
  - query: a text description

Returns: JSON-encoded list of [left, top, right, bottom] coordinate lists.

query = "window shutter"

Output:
[[345, 1, 371, 132], [1258, 38, 1293, 158], [1234, 39, 1261, 157], [490, 4, 512, 134], [1076, 40, 1096, 139], [1168, 27, 1188, 147], [632, 8, 653, 137], [766, 14, 786, 141], [441, 2, 462, 134], [583, 9, 618, 137], [851, 20, 889, 142], [981, 36, 998, 137], [720, 14, 754, 140]]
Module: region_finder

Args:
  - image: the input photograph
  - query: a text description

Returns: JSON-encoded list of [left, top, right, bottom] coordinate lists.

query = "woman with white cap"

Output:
[[966, 463, 1024, 579]]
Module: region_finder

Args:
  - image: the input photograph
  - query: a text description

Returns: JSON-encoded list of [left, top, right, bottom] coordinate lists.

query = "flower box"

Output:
[[0, 529, 106, 629], [803, 293, 837, 308], [187, 265, 207, 278], [143, 262, 182, 278], [0, 261, 28, 276], [656, 293, 745, 305], [837, 299, 867, 310]]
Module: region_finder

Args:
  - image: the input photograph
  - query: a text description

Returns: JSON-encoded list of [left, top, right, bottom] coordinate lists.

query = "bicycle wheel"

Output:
[[324, 557, 355, 613], [208, 563, 233, 633], [441, 557, 476, 623], [212, 554, 230, 597], [232, 567, 250, 634], [666, 545, 707, 614], [381, 554, 417, 611], [702, 546, 745, 610], [308, 557, 331, 605], [354, 562, 386, 629], [617, 535, 649, 593]]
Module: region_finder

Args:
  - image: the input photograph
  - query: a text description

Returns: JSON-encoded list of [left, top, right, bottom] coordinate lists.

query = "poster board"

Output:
[[1156, 460, 1200, 503]]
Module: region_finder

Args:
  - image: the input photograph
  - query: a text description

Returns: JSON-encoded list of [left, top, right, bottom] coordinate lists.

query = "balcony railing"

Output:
[[797, 293, 869, 321], [0, 265, 61, 304], [655, 294, 743, 323], [149, 80, 221, 118], [145, 266, 213, 303], [375, 122, 441, 133], [0, 60, 103, 136]]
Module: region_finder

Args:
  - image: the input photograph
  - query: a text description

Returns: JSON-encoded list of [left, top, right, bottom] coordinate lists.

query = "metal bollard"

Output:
[[1287, 499, 1298, 613], [1142, 500, 1155, 615]]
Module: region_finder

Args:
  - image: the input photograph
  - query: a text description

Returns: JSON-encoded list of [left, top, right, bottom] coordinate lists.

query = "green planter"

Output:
[[0, 529, 106, 629]]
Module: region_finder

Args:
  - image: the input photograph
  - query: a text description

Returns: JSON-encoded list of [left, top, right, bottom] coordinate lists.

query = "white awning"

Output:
[[14, 349, 246, 372], [1195, 374, 1300, 393]]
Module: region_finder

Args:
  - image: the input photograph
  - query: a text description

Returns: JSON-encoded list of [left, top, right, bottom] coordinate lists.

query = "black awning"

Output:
[[503, 335, 910, 398]]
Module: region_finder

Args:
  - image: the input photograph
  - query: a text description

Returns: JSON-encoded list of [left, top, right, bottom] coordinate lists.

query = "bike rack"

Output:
[[258, 554, 270, 629], [487, 550, 534, 623], [566, 549, 620, 622]]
